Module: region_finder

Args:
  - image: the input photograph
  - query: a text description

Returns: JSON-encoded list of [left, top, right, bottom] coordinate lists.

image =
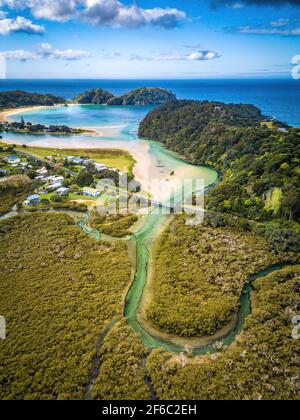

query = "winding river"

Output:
[[5, 104, 292, 356]]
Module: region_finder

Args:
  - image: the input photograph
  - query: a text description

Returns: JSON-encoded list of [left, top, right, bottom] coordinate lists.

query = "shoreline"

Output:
[[0, 104, 102, 137]]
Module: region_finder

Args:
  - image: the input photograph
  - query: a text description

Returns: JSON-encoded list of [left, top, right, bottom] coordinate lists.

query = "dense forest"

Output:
[[139, 100, 300, 224], [0, 91, 65, 108], [0, 213, 132, 400], [147, 265, 300, 400]]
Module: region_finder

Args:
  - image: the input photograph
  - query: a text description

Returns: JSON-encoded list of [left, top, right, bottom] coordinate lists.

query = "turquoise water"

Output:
[[1, 79, 300, 126], [13, 104, 153, 134], [6, 105, 218, 203]]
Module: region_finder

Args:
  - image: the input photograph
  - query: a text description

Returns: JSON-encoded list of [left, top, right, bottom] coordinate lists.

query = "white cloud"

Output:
[[131, 50, 221, 61], [236, 25, 300, 35], [188, 50, 220, 60], [0, 16, 45, 35], [0, 0, 186, 28], [271, 18, 290, 27], [2, 43, 91, 61], [37, 43, 91, 60]]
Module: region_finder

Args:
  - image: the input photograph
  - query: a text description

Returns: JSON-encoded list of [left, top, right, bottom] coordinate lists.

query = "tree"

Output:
[[75, 170, 93, 187], [265, 188, 283, 217], [282, 191, 300, 221]]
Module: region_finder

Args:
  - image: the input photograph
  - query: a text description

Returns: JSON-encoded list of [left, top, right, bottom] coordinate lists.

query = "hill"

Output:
[[74, 88, 114, 105], [107, 87, 176, 106], [0, 90, 65, 108], [139, 100, 300, 225]]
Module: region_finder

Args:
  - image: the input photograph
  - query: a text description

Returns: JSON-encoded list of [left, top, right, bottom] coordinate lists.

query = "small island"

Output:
[[74, 87, 176, 106], [107, 87, 177, 106], [74, 88, 114, 105]]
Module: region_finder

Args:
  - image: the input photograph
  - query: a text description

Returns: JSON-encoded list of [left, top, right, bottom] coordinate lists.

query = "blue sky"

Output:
[[0, 0, 299, 78]]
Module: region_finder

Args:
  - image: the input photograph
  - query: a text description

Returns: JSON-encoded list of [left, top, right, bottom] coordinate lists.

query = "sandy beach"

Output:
[[0, 104, 102, 137], [0, 105, 52, 122]]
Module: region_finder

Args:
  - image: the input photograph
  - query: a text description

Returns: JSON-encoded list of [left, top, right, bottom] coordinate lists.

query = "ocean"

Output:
[[0, 79, 300, 126]]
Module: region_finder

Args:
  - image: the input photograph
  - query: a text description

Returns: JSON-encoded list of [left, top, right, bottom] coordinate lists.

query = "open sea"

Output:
[[0, 79, 299, 126]]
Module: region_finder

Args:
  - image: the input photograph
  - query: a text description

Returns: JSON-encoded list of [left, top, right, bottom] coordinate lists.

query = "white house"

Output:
[[94, 163, 108, 172], [46, 181, 63, 192], [83, 187, 101, 198], [56, 187, 70, 195], [46, 176, 64, 184]]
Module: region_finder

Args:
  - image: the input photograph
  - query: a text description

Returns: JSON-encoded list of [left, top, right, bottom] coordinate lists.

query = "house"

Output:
[[277, 127, 288, 133], [35, 175, 46, 181], [82, 158, 94, 166], [46, 176, 64, 184], [56, 187, 70, 196], [6, 155, 21, 164], [83, 187, 101, 198], [37, 167, 48, 175], [25, 194, 40, 206], [67, 156, 83, 165], [45, 182, 63, 192], [94, 163, 108, 172]]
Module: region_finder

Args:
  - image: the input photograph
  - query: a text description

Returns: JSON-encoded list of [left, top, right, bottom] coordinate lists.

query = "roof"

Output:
[[27, 194, 39, 200]]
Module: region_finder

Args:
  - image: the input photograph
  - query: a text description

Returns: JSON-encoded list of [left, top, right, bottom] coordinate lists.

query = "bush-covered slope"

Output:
[[139, 100, 300, 223], [0, 90, 65, 108], [74, 88, 114, 105]]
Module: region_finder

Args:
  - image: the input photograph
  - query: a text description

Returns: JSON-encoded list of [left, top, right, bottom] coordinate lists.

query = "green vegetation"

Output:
[[147, 265, 300, 400], [89, 210, 138, 238], [92, 320, 150, 400], [139, 100, 299, 223], [0, 91, 65, 108], [74, 89, 114, 105], [147, 215, 285, 337], [0, 212, 132, 399], [0, 175, 32, 215], [108, 87, 176, 106]]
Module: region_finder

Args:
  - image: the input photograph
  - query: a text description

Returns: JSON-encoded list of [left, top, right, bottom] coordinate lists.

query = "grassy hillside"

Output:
[[0, 213, 132, 400]]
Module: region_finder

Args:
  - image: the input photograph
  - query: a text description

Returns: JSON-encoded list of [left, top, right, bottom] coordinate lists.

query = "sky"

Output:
[[0, 0, 299, 79]]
